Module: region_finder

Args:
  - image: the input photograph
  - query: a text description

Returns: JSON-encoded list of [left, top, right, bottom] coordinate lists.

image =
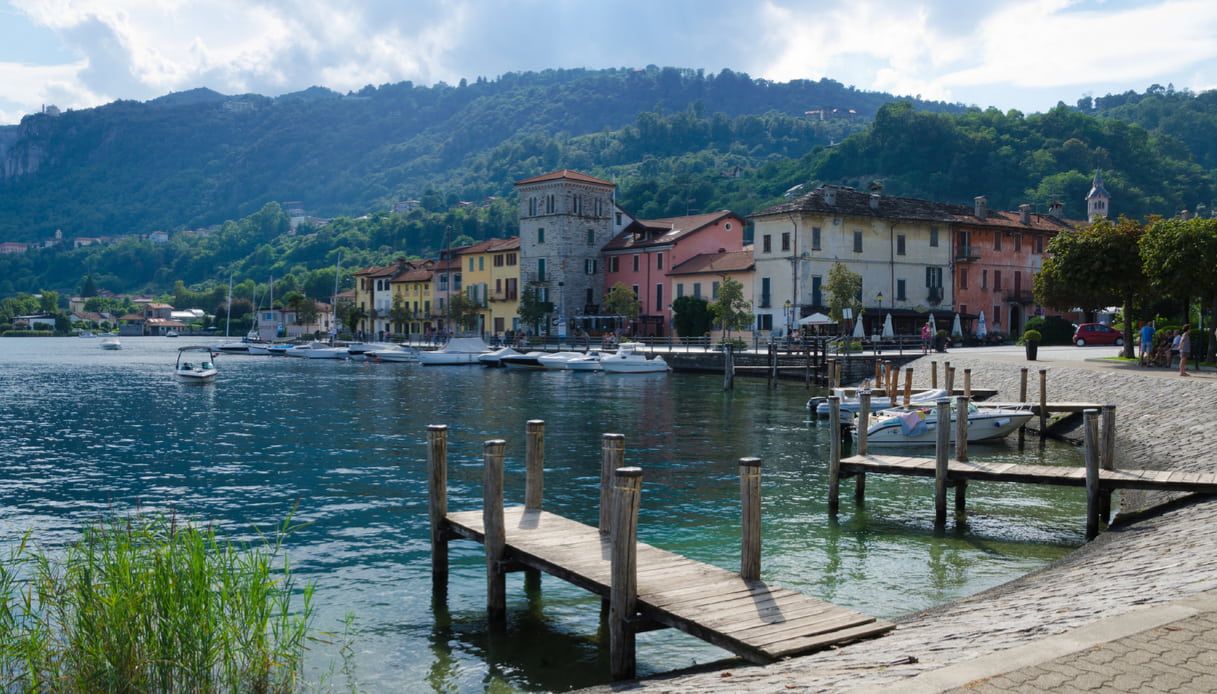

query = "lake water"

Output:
[[0, 337, 1087, 692]]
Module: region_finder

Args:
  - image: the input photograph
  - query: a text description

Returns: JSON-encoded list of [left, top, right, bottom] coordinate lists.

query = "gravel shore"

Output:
[[581, 354, 1217, 693]]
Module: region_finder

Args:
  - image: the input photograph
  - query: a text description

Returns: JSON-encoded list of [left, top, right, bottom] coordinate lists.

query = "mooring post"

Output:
[[740, 457, 762, 581], [768, 343, 775, 388], [1084, 409, 1101, 540], [963, 368, 972, 398], [903, 368, 913, 406], [1019, 367, 1029, 402], [954, 395, 969, 512], [483, 439, 508, 626], [1100, 404, 1116, 523], [931, 361, 939, 389], [609, 466, 643, 681], [1039, 369, 1048, 435], [525, 420, 545, 511], [874, 360, 883, 389], [723, 343, 735, 390], [600, 433, 625, 533], [934, 399, 950, 524], [943, 361, 951, 392], [828, 396, 842, 514], [856, 392, 869, 501], [427, 424, 450, 591]]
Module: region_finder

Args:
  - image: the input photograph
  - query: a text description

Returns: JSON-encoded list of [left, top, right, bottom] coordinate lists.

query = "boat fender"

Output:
[[994, 418, 1009, 427]]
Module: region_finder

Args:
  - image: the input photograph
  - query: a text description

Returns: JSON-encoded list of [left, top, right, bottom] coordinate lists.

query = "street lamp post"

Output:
[[784, 299, 792, 337]]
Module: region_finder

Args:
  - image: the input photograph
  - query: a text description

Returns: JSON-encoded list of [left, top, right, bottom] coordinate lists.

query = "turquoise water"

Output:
[[0, 338, 1086, 692]]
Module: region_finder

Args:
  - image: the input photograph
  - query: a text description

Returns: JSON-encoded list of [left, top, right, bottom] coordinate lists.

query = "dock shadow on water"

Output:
[[0, 339, 1087, 692]]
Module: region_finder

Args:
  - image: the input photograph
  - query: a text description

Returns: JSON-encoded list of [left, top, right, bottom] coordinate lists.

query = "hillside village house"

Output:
[[457, 236, 520, 336], [751, 183, 1082, 340], [353, 258, 421, 338], [388, 263, 436, 336], [667, 248, 755, 338], [602, 211, 747, 337], [432, 250, 464, 332]]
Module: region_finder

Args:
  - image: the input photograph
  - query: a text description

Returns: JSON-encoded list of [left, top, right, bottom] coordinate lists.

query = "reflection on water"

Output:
[[0, 338, 1087, 692]]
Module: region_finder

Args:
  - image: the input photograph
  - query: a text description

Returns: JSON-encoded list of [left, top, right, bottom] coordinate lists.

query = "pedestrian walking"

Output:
[[1178, 323, 1192, 375]]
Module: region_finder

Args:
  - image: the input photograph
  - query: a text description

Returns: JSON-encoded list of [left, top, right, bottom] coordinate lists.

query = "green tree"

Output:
[[447, 292, 481, 332], [709, 276, 754, 339], [1140, 216, 1217, 362], [1035, 217, 1146, 357], [603, 282, 641, 322], [80, 274, 97, 297], [517, 285, 547, 334], [388, 294, 413, 333], [38, 289, 60, 314], [672, 295, 712, 337], [825, 263, 862, 329]]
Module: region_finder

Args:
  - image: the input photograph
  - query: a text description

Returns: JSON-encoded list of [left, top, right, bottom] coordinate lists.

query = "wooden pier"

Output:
[[827, 396, 1217, 539], [428, 422, 894, 680]]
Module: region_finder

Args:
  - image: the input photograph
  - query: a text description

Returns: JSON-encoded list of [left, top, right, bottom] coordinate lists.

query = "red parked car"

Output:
[[1073, 323, 1124, 346]]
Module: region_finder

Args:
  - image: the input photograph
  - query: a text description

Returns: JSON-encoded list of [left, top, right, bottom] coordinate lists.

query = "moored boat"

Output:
[[598, 342, 669, 374], [858, 401, 1032, 446], [501, 351, 547, 369], [367, 346, 421, 362], [478, 347, 522, 367], [566, 351, 604, 371], [417, 337, 490, 365], [537, 351, 588, 370], [808, 387, 950, 417]]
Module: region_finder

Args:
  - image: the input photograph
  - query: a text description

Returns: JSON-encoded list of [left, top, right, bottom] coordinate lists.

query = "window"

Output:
[[655, 284, 663, 309], [781, 232, 791, 252], [493, 254, 504, 267], [896, 234, 906, 255], [657, 253, 664, 270], [853, 230, 863, 252], [758, 314, 773, 331], [762, 234, 772, 253], [712, 281, 721, 300], [993, 305, 1001, 326], [994, 270, 1002, 291], [631, 285, 639, 298], [959, 268, 968, 289], [760, 277, 771, 307], [959, 304, 968, 316], [897, 279, 906, 301], [537, 259, 546, 282], [812, 275, 822, 306], [693, 283, 702, 299], [1035, 234, 1044, 254], [930, 226, 939, 247], [994, 233, 1002, 251], [981, 269, 988, 289], [595, 199, 603, 217], [528, 198, 537, 216], [479, 256, 485, 271], [587, 229, 595, 245], [609, 256, 619, 272], [676, 283, 684, 298], [1014, 271, 1022, 292], [506, 253, 517, 266], [573, 196, 582, 215], [1014, 234, 1022, 252], [546, 194, 555, 213], [468, 258, 474, 271], [585, 259, 597, 274], [586, 288, 593, 306], [537, 228, 545, 243], [615, 211, 622, 225], [632, 255, 640, 272], [812, 227, 822, 250]]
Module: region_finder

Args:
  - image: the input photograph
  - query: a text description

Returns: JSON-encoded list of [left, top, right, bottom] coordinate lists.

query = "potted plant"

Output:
[[934, 329, 949, 353], [1022, 329, 1042, 360]]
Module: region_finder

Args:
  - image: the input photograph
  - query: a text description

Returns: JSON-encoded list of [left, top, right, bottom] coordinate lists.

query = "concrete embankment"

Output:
[[582, 354, 1217, 693]]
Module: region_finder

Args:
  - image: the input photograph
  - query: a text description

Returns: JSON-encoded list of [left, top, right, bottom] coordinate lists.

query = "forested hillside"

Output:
[[2, 67, 1217, 305]]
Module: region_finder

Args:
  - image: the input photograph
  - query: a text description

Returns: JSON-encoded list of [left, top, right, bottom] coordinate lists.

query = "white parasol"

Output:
[[882, 313, 894, 338], [976, 310, 988, 338], [952, 312, 963, 337], [853, 315, 865, 338], [929, 313, 937, 333]]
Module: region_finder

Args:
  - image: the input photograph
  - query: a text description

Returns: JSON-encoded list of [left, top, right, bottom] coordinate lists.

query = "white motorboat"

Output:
[[858, 401, 1033, 446], [478, 347, 521, 367], [537, 351, 588, 370], [566, 351, 604, 372], [808, 387, 950, 417], [175, 346, 219, 383], [501, 351, 548, 369], [284, 341, 346, 359], [598, 343, 669, 374], [344, 342, 397, 358], [417, 337, 489, 365], [367, 346, 421, 362], [100, 337, 122, 350]]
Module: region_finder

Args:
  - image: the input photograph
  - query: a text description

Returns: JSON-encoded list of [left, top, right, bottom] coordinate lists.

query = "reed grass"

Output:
[[0, 512, 323, 693]]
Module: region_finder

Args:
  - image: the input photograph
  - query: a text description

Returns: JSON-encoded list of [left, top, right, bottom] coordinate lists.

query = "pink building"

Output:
[[602, 211, 746, 336]]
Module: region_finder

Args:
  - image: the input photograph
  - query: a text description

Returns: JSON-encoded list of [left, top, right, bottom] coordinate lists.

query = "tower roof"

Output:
[[514, 169, 615, 187], [1086, 170, 1111, 200]]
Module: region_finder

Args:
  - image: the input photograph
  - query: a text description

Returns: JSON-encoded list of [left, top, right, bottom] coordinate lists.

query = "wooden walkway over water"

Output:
[[428, 423, 894, 680]]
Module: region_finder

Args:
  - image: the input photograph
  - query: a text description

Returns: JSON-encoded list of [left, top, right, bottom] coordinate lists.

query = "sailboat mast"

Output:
[[225, 274, 233, 338]]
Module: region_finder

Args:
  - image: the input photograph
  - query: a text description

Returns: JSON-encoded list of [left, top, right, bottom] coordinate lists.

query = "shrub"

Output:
[[1021, 329, 1042, 344]]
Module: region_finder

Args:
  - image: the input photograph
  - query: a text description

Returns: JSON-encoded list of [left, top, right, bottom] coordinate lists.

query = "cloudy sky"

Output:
[[1, 0, 1216, 125]]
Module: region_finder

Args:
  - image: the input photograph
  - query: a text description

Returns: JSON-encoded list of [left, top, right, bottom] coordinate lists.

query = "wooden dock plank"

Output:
[[445, 505, 893, 663]]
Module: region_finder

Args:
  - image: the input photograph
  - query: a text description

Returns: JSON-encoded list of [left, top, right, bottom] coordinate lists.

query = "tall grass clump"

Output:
[[0, 513, 319, 693]]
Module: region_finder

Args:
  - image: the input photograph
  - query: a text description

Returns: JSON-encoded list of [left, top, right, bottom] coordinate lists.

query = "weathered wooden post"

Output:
[[934, 399, 950, 524], [610, 466, 644, 680], [1039, 369, 1048, 435], [963, 368, 972, 398], [740, 457, 762, 580], [1084, 409, 1101, 540], [931, 361, 939, 389], [483, 439, 508, 625], [768, 342, 776, 388], [525, 420, 545, 511], [828, 396, 842, 514], [1019, 367, 1029, 436], [1100, 404, 1116, 523], [954, 395, 969, 512], [856, 392, 869, 501], [943, 361, 951, 392], [600, 433, 625, 533], [903, 368, 913, 406], [874, 360, 883, 388], [428, 424, 450, 591], [945, 366, 955, 396]]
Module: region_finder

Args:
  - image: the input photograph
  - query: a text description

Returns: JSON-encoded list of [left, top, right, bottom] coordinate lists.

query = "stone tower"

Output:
[[1086, 170, 1111, 220], [514, 170, 616, 329]]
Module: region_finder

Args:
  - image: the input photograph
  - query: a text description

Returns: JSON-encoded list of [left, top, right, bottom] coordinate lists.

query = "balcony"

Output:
[[927, 286, 943, 304], [1007, 290, 1034, 304], [759, 294, 772, 308], [523, 271, 548, 285], [955, 246, 980, 262]]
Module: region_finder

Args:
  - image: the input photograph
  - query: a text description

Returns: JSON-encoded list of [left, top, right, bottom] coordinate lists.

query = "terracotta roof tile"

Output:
[[669, 250, 754, 275], [514, 169, 615, 187]]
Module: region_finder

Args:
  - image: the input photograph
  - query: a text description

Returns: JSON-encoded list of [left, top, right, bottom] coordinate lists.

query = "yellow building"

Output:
[[458, 236, 520, 337], [389, 262, 436, 337]]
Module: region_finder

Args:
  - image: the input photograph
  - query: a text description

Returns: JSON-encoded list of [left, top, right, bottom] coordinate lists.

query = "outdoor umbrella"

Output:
[[929, 313, 937, 333], [853, 315, 865, 339], [976, 311, 988, 338], [882, 313, 894, 338], [952, 312, 963, 337]]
